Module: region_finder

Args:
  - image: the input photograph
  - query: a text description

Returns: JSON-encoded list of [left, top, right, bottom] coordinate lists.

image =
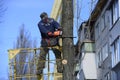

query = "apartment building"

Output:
[[109, 0, 120, 79], [75, 0, 120, 80], [74, 21, 97, 80], [93, 0, 120, 80]]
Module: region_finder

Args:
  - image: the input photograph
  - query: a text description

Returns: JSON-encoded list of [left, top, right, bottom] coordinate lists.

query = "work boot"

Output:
[[37, 75, 42, 80], [36, 70, 43, 75], [36, 70, 43, 80], [57, 67, 63, 73]]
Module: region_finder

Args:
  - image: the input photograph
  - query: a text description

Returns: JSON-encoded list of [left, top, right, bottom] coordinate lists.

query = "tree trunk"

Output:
[[61, 0, 75, 80]]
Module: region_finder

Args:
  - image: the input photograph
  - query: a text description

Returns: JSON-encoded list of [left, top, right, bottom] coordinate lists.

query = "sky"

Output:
[[0, 0, 98, 80], [0, 0, 54, 79]]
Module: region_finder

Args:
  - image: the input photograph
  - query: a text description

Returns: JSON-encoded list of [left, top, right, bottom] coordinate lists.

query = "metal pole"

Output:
[[9, 58, 12, 80], [29, 52, 30, 80], [8, 53, 11, 80], [48, 51, 50, 80], [14, 58, 17, 80], [34, 49, 36, 79]]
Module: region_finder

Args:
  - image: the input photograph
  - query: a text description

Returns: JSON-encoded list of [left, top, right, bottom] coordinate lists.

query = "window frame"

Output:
[[111, 36, 120, 67], [102, 43, 109, 61], [113, 0, 119, 24], [95, 22, 100, 40], [109, 0, 119, 30], [101, 14, 105, 31]]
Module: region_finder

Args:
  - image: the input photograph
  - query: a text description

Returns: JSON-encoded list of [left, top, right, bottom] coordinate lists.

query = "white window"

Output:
[[102, 43, 109, 61], [112, 37, 120, 67]]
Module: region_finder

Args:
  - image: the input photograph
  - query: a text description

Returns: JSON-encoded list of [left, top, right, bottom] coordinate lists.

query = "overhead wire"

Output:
[[78, 0, 98, 68], [76, 0, 83, 35]]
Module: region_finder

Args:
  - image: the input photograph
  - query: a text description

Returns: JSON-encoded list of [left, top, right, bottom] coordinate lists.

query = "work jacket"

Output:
[[38, 18, 60, 39]]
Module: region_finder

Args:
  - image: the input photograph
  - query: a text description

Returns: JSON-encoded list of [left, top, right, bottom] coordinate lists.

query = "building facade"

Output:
[[93, 0, 120, 80], [76, 0, 120, 80], [74, 22, 97, 80]]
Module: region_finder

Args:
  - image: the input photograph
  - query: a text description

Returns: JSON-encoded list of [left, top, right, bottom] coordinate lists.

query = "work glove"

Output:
[[47, 32, 53, 36], [53, 30, 62, 37]]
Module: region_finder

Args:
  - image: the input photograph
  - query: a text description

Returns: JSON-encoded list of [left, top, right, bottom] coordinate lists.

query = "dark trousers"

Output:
[[37, 39, 62, 76]]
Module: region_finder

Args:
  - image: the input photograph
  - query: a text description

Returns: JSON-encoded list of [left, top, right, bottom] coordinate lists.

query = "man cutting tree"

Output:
[[36, 12, 63, 79]]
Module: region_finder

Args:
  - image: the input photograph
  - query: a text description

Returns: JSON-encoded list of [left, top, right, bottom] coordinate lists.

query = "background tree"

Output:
[[61, 0, 75, 80], [0, 0, 6, 23], [14, 24, 33, 80]]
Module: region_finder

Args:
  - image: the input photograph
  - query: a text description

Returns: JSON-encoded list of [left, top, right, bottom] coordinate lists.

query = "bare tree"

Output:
[[15, 24, 32, 48], [13, 24, 39, 80], [61, 0, 75, 80], [14, 24, 32, 80]]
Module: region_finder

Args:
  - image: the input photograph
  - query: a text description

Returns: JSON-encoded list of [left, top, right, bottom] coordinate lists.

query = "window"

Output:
[[111, 71, 117, 80], [101, 15, 105, 31], [101, 11, 109, 31], [108, 9, 112, 29], [105, 10, 110, 28], [112, 36, 120, 67], [98, 49, 103, 68], [95, 22, 100, 40], [102, 43, 109, 61], [98, 50, 102, 62], [112, 0, 119, 24], [108, 0, 119, 29], [105, 72, 111, 80], [84, 27, 88, 39]]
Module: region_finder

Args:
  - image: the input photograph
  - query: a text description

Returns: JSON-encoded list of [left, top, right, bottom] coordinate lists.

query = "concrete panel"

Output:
[[110, 19, 120, 45], [82, 53, 97, 79]]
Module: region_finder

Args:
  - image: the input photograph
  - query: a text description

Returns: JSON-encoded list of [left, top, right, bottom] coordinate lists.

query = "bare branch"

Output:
[[0, 0, 7, 23]]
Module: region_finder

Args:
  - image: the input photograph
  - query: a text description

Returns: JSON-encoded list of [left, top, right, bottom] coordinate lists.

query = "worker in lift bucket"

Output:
[[36, 12, 63, 79]]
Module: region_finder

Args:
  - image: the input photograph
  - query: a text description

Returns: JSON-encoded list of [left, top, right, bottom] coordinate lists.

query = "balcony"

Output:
[[75, 40, 97, 80], [81, 39, 95, 53]]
